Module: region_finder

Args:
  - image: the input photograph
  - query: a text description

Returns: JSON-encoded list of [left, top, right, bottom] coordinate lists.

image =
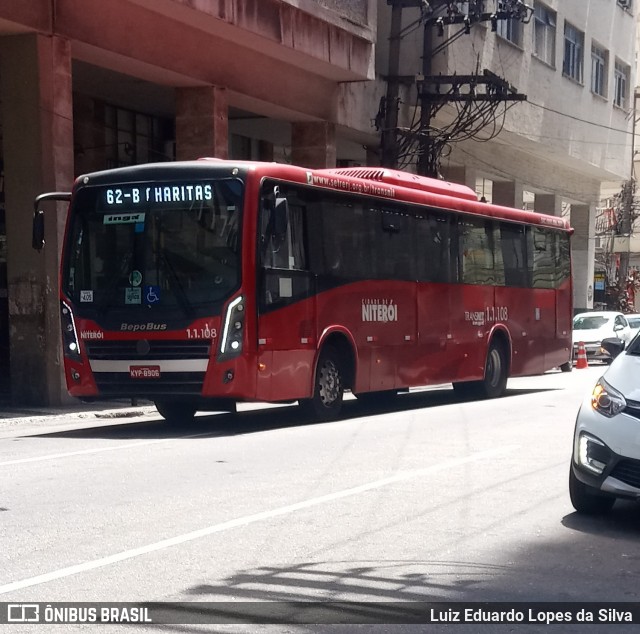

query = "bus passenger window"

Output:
[[529, 227, 555, 288], [415, 212, 451, 283], [500, 223, 529, 287], [376, 209, 414, 280], [459, 217, 496, 285]]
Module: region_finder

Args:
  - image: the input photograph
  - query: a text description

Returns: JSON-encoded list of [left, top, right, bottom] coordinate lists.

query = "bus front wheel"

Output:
[[299, 346, 344, 420], [155, 400, 197, 424]]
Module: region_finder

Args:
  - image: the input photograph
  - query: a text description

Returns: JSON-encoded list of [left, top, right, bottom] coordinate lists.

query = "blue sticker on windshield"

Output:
[[145, 285, 161, 304]]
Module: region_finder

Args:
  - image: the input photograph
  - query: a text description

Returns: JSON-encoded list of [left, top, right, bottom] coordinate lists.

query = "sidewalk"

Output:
[[0, 397, 158, 427]]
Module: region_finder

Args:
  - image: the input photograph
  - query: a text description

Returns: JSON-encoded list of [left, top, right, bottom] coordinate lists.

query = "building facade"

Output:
[[0, 0, 635, 405], [374, 0, 636, 315], [0, 0, 376, 404]]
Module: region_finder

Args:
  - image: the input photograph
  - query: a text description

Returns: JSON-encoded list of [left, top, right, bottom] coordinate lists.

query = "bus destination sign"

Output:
[[102, 183, 213, 208]]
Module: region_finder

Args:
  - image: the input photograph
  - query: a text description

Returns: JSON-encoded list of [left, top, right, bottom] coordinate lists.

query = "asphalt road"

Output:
[[1, 365, 639, 633]]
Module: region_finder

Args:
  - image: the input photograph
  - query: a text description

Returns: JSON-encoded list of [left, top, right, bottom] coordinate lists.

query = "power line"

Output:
[[527, 100, 633, 135]]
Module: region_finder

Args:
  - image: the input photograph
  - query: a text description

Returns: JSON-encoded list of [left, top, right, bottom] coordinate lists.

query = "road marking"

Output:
[[0, 433, 214, 467], [0, 445, 517, 595]]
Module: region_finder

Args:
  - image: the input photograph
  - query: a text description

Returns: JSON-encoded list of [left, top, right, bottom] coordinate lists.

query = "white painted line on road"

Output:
[[0, 433, 213, 467], [0, 445, 518, 595]]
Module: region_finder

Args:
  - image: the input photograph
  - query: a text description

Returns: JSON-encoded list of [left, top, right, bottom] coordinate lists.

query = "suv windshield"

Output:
[[63, 178, 243, 319]]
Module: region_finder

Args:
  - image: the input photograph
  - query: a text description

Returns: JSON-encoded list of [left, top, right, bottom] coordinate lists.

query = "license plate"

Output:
[[129, 365, 161, 379]]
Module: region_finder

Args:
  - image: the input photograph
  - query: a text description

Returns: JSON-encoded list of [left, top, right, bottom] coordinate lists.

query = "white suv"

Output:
[[570, 337, 640, 513]]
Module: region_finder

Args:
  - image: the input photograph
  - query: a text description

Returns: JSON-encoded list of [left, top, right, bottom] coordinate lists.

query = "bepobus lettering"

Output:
[[120, 322, 168, 332]]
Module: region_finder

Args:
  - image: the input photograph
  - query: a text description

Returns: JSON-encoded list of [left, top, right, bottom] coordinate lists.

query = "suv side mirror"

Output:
[[601, 337, 625, 359]]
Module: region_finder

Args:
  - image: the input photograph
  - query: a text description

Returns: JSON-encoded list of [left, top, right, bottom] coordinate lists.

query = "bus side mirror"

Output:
[[32, 209, 45, 251], [31, 191, 72, 251], [273, 196, 289, 238]]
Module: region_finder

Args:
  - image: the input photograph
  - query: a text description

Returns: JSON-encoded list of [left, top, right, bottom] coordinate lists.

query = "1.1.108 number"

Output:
[[486, 306, 508, 322]]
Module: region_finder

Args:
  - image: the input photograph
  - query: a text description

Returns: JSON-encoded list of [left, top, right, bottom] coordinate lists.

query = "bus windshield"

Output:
[[63, 178, 244, 318]]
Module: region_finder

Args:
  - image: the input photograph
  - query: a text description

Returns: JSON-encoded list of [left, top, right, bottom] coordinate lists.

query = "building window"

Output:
[[104, 105, 173, 168], [591, 44, 608, 97], [533, 2, 556, 66], [496, 16, 523, 47], [563, 22, 584, 83], [614, 60, 630, 108], [617, 0, 632, 11]]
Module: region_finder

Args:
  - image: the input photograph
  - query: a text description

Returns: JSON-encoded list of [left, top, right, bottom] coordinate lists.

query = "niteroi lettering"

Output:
[[361, 299, 398, 323]]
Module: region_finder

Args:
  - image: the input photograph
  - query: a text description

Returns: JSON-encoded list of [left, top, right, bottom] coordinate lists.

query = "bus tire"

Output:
[[452, 340, 508, 400], [560, 361, 572, 372], [569, 467, 615, 514], [155, 400, 196, 424], [480, 340, 508, 398], [299, 346, 344, 420]]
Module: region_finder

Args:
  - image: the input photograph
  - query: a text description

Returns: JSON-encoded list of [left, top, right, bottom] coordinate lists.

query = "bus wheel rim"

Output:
[[318, 360, 341, 407]]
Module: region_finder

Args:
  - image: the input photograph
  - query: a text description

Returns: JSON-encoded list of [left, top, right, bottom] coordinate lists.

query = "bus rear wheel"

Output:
[[154, 400, 197, 424], [299, 346, 344, 420], [560, 361, 572, 372], [453, 340, 508, 399]]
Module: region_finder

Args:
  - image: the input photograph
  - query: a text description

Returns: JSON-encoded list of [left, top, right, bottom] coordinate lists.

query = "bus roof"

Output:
[[72, 159, 572, 232], [319, 167, 479, 202]]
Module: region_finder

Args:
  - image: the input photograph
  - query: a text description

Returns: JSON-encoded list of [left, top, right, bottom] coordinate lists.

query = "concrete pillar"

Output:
[[291, 121, 336, 168], [535, 193, 563, 217], [0, 34, 74, 405], [175, 86, 228, 160], [257, 140, 274, 162], [492, 180, 523, 208], [570, 203, 596, 313], [440, 165, 477, 190]]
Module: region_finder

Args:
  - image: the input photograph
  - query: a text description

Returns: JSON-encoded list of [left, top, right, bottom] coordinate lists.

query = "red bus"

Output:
[[33, 159, 573, 422]]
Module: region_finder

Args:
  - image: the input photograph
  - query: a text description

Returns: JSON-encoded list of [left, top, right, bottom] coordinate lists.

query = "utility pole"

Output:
[[416, 14, 433, 176], [380, 2, 402, 168], [379, 1, 532, 175], [615, 91, 639, 309]]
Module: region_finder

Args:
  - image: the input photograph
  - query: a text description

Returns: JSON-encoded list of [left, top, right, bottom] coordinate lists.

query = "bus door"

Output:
[[530, 226, 560, 372], [448, 216, 497, 381], [415, 211, 453, 384], [257, 190, 316, 401], [496, 222, 532, 376], [366, 208, 417, 392]]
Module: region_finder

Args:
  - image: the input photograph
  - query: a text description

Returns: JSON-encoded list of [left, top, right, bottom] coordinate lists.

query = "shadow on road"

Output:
[[29, 385, 558, 441]]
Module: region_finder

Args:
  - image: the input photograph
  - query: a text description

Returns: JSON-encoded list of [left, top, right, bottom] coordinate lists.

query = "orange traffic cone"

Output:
[[575, 342, 588, 369]]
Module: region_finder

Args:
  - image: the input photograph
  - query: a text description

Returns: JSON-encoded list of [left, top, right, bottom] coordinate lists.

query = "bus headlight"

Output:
[[218, 295, 245, 361], [61, 301, 81, 360]]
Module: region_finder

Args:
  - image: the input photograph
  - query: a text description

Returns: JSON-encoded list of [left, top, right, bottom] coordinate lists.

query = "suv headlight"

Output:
[[591, 378, 626, 418]]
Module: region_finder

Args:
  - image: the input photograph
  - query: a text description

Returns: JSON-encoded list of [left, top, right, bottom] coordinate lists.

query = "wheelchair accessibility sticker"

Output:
[[145, 285, 161, 304]]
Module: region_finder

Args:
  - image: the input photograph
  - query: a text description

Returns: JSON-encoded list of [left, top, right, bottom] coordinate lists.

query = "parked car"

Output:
[[569, 336, 640, 514], [625, 313, 640, 339], [572, 311, 634, 363]]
